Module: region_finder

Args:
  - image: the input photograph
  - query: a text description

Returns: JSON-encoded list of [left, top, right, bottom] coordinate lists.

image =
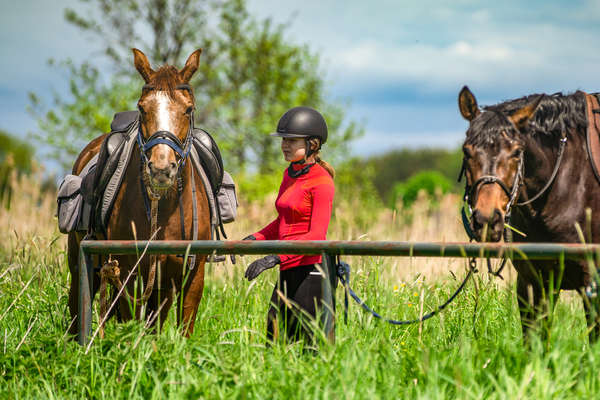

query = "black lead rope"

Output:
[[335, 259, 476, 326]]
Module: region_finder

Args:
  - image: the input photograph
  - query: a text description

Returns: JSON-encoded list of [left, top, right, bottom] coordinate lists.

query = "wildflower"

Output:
[[393, 285, 399, 292]]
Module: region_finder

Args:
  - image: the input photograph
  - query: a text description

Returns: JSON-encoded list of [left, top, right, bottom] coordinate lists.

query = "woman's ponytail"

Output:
[[315, 154, 335, 178], [308, 137, 335, 178]]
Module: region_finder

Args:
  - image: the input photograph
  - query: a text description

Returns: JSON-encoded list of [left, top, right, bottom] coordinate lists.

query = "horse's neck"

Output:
[[520, 129, 585, 210], [522, 136, 558, 188]]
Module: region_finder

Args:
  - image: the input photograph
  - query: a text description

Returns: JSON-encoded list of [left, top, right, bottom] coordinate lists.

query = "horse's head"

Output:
[[458, 86, 542, 242], [133, 48, 201, 192]]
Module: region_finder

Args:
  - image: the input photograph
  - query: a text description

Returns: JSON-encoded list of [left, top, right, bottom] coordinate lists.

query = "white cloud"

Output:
[[332, 39, 535, 92], [329, 16, 600, 98]]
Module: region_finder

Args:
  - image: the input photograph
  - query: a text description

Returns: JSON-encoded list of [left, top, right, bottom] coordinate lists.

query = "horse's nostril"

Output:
[[473, 210, 486, 228], [491, 209, 503, 230], [147, 161, 154, 171], [170, 162, 177, 170]]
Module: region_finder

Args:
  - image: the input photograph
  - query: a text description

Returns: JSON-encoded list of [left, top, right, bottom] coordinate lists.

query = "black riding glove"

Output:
[[245, 255, 281, 281]]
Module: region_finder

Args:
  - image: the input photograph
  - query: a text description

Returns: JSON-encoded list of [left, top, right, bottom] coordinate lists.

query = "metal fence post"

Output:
[[320, 252, 335, 343], [78, 246, 93, 346]]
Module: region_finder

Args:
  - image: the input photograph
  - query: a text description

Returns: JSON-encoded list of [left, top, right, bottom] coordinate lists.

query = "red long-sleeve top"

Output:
[[252, 163, 335, 270]]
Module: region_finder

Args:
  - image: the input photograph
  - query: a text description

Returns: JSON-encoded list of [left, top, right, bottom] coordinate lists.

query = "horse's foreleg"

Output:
[[178, 261, 206, 337], [67, 233, 101, 336]]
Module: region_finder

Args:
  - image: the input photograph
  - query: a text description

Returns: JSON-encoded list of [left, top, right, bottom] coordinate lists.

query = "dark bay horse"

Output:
[[458, 86, 600, 341], [67, 48, 211, 337]]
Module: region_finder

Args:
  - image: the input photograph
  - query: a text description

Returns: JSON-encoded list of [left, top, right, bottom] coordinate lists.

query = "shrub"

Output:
[[389, 170, 453, 209]]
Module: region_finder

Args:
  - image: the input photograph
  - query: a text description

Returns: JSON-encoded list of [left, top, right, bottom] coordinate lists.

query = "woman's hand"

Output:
[[245, 255, 281, 280]]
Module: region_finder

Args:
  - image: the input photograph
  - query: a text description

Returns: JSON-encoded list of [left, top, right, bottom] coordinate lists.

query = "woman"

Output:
[[243, 106, 336, 344]]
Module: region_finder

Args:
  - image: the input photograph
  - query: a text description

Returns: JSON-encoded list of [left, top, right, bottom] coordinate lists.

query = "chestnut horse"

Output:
[[458, 86, 600, 342], [67, 48, 210, 337]]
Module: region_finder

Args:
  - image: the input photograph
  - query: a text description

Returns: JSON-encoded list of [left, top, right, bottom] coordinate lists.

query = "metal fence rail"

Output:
[[77, 240, 600, 345]]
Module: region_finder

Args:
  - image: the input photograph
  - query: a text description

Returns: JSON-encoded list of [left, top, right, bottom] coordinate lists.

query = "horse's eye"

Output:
[[510, 149, 522, 158], [138, 104, 145, 115], [185, 106, 194, 115], [462, 147, 473, 159]]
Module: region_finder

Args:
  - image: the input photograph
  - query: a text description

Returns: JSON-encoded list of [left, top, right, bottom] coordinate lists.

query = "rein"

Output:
[[336, 258, 477, 325], [459, 132, 568, 277]]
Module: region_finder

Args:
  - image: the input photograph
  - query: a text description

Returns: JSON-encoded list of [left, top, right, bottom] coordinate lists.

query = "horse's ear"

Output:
[[180, 49, 202, 83], [458, 86, 480, 122], [132, 48, 154, 83], [509, 95, 543, 132]]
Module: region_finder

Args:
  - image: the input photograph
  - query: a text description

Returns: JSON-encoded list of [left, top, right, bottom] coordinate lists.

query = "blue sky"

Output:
[[2, 0, 600, 166]]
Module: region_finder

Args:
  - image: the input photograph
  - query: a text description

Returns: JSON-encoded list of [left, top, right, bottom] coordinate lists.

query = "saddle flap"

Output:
[[192, 128, 224, 193], [585, 93, 600, 183], [110, 111, 140, 133]]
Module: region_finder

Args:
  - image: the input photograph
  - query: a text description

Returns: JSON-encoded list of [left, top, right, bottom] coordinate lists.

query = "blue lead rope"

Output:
[[335, 261, 474, 326]]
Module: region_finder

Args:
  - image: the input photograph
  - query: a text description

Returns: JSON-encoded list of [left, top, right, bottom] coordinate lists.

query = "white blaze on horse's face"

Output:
[[155, 91, 176, 135], [152, 91, 178, 172]]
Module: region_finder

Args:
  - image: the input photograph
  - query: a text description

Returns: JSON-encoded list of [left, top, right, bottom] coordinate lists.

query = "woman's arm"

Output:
[[253, 216, 281, 240]]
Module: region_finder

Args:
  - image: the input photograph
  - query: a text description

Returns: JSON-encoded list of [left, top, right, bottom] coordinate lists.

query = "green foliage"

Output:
[[389, 170, 453, 209], [361, 147, 463, 200], [0, 129, 33, 173], [333, 158, 383, 230], [0, 129, 34, 208], [235, 171, 282, 203], [28, 61, 138, 169], [30, 0, 362, 174]]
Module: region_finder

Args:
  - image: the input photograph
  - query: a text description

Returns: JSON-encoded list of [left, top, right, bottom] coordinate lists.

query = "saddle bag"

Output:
[[57, 175, 84, 234], [57, 153, 98, 234], [217, 171, 238, 224]]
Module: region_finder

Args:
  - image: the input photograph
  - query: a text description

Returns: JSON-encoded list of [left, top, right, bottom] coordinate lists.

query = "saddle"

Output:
[[585, 93, 600, 183], [58, 111, 236, 239]]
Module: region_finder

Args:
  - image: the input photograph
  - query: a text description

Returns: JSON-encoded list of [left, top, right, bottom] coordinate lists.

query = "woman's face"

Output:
[[281, 138, 306, 162]]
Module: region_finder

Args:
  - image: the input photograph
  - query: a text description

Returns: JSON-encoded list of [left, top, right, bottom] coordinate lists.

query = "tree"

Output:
[[0, 129, 35, 208], [29, 0, 362, 173], [359, 147, 463, 200]]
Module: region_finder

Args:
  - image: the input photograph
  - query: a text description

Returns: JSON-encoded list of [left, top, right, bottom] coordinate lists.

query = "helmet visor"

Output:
[[270, 131, 310, 139]]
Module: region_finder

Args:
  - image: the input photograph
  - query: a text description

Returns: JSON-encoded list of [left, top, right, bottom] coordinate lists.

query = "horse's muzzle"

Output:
[[147, 161, 178, 189], [471, 208, 504, 242]]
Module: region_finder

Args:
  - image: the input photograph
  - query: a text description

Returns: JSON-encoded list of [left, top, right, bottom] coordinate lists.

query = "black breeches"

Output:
[[266, 263, 336, 344]]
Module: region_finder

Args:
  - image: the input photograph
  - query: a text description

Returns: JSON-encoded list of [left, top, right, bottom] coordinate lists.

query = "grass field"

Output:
[[1, 173, 599, 399]]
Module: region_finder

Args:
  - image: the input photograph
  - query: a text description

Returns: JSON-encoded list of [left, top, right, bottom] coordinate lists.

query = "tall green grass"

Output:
[[1, 173, 599, 399]]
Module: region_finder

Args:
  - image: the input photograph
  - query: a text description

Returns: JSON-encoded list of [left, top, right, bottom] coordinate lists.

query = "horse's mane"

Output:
[[466, 91, 587, 146]]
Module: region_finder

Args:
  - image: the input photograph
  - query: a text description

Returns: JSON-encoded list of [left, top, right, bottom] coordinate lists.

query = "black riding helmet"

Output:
[[270, 106, 328, 145], [272, 107, 328, 176]]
